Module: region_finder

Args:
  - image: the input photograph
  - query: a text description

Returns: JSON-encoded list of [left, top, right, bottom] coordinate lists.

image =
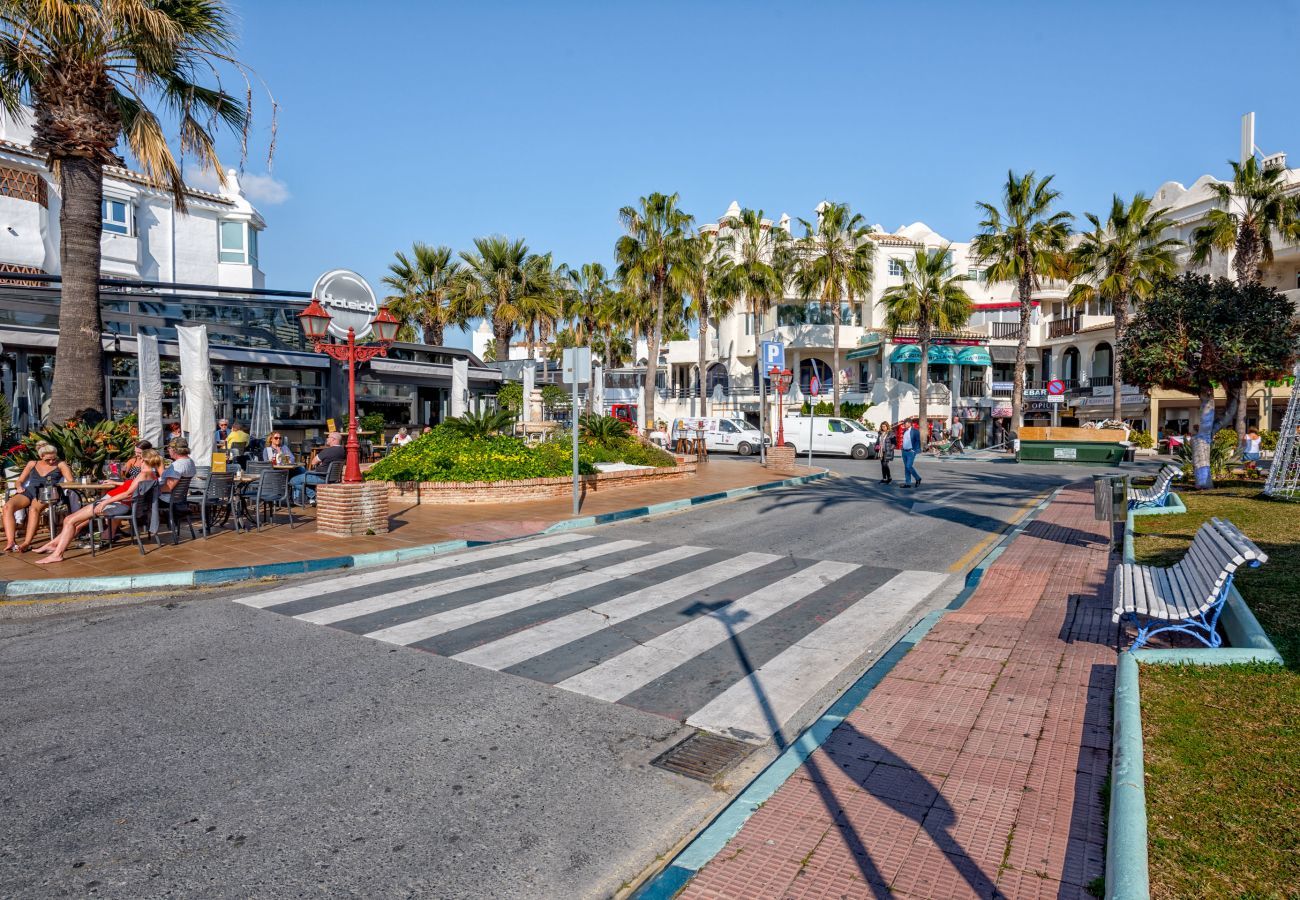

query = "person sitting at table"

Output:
[[35, 449, 163, 564], [167, 422, 183, 442], [4, 442, 74, 553], [262, 432, 296, 465], [161, 438, 196, 502], [120, 440, 153, 479], [226, 422, 250, 448], [290, 431, 345, 504], [391, 426, 413, 447], [213, 419, 230, 446]]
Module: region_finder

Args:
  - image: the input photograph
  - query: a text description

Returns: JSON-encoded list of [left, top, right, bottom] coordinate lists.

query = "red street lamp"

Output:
[[769, 366, 794, 445], [297, 299, 396, 483]]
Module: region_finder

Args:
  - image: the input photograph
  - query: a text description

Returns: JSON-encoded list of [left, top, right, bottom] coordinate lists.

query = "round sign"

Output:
[[1047, 379, 1066, 395], [312, 269, 378, 340]]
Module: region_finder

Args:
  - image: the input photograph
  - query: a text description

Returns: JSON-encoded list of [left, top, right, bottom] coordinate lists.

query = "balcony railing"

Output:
[[990, 322, 1024, 340], [1048, 316, 1080, 339], [961, 380, 987, 397]]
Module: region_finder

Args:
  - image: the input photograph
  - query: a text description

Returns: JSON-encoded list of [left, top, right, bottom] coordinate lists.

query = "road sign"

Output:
[[1046, 379, 1066, 395], [313, 269, 378, 340], [1046, 394, 1064, 404], [562, 347, 592, 385], [760, 340, 785, 373], [1023, 388, 1048, 398]]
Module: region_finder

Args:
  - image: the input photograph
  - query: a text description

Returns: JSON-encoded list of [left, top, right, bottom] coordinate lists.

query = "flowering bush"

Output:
[[365, 426, 597, 483], [5, 416, 139, 476]]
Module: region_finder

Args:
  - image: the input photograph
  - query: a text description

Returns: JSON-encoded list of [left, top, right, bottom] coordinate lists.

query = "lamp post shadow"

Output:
[[682, 600, 1003, 898]]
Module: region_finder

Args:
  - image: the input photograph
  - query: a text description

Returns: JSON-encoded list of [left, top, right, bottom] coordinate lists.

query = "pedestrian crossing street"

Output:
[[233, 533, 948, 744]]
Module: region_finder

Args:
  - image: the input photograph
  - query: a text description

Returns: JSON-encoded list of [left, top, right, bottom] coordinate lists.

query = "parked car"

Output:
[[780, 414, 879, 459], [670, 417, 769, 456]]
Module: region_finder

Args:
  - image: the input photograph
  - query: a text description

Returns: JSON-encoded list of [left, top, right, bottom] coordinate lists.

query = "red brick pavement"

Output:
[[681, 485, 1116, 899]]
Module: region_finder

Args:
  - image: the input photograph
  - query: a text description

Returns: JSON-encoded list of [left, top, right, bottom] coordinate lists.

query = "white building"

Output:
[[0, 106, 266, 287]]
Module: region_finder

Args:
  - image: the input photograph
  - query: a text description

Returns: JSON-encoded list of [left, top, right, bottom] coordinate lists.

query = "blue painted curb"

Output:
[[633, 485, 1058, 900], [1107, 652, 1149, 900]]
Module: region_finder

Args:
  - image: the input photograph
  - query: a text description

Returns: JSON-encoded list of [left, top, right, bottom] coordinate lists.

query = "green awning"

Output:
[[927, 345, 958, 364], [890, 344, 921, 363], [846, 344, 881, 361], [957, 346, 992, 366]]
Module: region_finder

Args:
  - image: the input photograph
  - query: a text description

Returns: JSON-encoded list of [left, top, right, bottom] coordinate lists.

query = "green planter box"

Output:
[[1017, 440, 1126, 465]]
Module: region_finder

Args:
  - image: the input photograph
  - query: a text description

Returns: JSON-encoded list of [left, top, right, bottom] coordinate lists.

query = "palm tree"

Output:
[[382, 243, 462, 345], [672, 232, 736, 416], [972, 171, 1073, 430], [1191, 157, 1300, 285], [724, 208, 792, 428], [1, 1, 265, 421], [517, 253, 563, 361], [793, 202, 875, 415], [880, 247, 974, 446], [616, 192, 693, 425], [1069, 194, 1181, 424], [567, 263, 613, 349], [456, 236, 534, 360]]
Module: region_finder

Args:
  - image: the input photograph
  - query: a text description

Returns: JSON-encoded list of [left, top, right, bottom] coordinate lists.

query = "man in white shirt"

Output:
[[900, 418, 923, 488]]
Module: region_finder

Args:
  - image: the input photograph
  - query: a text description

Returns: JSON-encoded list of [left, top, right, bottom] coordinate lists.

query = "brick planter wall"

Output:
[[316, 482, 391, 536], [385, 462, 697, 505], [765, 445, 798, 474]]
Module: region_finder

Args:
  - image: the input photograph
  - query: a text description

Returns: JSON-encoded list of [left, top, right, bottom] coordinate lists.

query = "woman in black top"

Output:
[[4, 442, 74, 552], [877, 422, 895, 484]]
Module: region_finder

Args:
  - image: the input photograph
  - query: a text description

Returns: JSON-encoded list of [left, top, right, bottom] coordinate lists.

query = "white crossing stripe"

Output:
[[365, 545, 712, 646], [452, 551, 781, 671], [686, 570, 949, 742], [556, 560, 860, 703], [296, 539, 646, 625], [234, 532, 594, 609]]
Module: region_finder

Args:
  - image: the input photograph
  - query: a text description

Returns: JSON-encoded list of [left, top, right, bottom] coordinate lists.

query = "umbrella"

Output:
[[177, 325, 216, 466], [136, 334, 165, 448], [591, 365, 604, 414], [522, 363, 535, 421], [25, 374, 39, 430], [250, 381, 274, 441], [451, 359, 468, 418]]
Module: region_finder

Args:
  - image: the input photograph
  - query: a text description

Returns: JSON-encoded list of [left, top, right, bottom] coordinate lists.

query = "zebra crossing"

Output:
[[233, 533, 948, 744]]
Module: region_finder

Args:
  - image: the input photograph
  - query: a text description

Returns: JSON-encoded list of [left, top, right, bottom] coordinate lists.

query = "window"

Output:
[[967, 266, 983, 281], [719, 420, 738, 433], [101, 198, 130, 235], [888, 258, 904, 277], [220, 220, 248, 263], [248, 226, 259, 268]]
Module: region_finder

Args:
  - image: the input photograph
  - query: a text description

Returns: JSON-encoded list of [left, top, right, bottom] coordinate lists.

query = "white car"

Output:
[[780, 415, 879, 459], [670, 417, 769, 456]]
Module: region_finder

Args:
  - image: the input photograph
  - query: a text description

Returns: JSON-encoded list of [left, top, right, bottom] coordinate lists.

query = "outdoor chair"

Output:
[[358, 440, 372, 461], [324, 460, 344, 484], [92, 481, 161, 556], [198, 473, 237, 538], [1112, 516, 1267, 651], [160, 475, 196, 545], [191, 465, 211, 492], [251, 470, 294, 530], [245, 460, 274, 475]]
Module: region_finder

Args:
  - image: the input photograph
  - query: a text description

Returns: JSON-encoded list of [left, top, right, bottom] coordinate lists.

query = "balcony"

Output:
[[990, 322, 1024, 340], [960, 379, 988, 398], [1047, 316, 1080, 339], [768, 323, 866, 350]]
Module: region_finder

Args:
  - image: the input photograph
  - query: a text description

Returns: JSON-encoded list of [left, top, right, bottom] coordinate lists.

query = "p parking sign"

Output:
[[760, 340, 784, 374]]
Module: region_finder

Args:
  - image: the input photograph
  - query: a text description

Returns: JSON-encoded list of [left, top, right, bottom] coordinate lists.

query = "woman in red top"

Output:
[[35, 449, 163, 564]]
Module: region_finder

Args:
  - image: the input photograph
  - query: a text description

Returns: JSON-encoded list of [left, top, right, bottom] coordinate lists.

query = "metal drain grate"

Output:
[[651, 731, 752, 782]]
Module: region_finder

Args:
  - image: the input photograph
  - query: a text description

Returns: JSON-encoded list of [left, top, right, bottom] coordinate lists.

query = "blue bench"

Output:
[[1112, 517, 1267, 651], [1127, 464, 1181, 510]]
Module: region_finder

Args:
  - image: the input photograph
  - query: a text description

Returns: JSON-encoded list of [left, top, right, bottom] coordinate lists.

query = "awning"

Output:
[[889, 344, 957, 364], [957, 346, 992, 366], [989, 345, 1019, 364], [846, 344, 881, 361]]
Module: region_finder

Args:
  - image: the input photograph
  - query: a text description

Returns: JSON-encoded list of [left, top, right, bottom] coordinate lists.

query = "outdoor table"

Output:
[[232, 474, 261, 531], [59, 482, 116, 550]]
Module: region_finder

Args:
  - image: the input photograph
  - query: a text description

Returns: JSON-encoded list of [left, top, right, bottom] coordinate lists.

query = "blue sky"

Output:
[[214, 1, 1300, 347]]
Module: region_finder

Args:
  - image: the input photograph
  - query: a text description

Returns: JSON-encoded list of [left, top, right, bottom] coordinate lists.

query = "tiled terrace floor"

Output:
[[0, 459, 804, 584], [681, 485, 1118, 899]]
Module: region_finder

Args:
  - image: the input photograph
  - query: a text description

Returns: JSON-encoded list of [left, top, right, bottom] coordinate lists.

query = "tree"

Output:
[[616, 193, 693, 425], [1068, 194, 1181, 424], [517, 253, 563, 361], [566, 262, 612, 349], [1121, 274, 1299, 488], [724, 208, 792, 429], [456, 236, 537, 361], [672, 232, 735, 416], [1191, 157, 1300, 285], [382, 243, 462, 345], [972, 171, 1073, 431], [1, 0, 267, 421], [880, 247, 974, 447], [793, 202, 875, 415]]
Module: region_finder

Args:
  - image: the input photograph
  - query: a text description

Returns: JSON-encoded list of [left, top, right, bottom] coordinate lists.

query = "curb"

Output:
[[543, 468, 830, 534], [1107, 652, 1149, 900], [0, 469, 829, 599], [631, 486, 1060, 900]]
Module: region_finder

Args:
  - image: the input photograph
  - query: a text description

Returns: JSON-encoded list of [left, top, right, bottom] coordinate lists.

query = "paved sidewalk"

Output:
[[680, 485, 1116, 899], [0, 459, 810, 584]]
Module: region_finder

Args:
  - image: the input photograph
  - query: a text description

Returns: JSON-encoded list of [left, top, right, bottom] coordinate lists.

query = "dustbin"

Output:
[[1123, 446, 1136, 463], [1092, 474, 1129, 523]]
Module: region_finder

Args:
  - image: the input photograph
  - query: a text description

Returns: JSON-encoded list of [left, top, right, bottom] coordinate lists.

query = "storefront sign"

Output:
[[1090, 384, 1143, 397], [992, 381, 1014, 392], [955, 406, 984, 420], [992, 405, 1013, 417], [1023, 388, 1048, 398], [313, 269, 379, 340], [1053, 447, 1077, 460]]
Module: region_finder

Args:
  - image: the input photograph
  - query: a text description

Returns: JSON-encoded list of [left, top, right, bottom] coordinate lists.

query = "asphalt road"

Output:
[[0, 451, 1149, 899]]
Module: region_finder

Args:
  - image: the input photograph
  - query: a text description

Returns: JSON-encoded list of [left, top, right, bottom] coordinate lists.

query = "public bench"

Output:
[[1112, 516, 1267, 651], [1127, 464, 1181, 510]]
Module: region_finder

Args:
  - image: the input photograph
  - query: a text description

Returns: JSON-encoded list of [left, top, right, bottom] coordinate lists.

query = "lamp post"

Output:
[[297, 298, 400, 483], [769, 366, 793, 446]]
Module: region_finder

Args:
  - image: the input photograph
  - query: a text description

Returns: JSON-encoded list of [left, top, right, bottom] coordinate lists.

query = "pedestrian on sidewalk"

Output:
[[901, 417, 922, 488], [877, 421, 894, 484]]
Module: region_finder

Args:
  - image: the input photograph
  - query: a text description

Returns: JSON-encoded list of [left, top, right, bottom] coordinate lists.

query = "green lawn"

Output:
[[1133, 485, 1300, 898]]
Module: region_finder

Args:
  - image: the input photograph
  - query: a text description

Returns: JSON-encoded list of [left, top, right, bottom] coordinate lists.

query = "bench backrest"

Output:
[[1154, 465, 1180, 490], [1170, 517, 1267, 614]]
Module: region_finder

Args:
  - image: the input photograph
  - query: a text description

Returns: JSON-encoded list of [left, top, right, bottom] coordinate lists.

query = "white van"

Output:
[[670, 417, 768, 456], [780, 414, 880, 459]]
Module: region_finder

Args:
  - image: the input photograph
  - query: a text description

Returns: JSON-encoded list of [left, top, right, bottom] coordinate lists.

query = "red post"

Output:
[[770, 367, 793, 446], [344, 327, 362, 483]]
